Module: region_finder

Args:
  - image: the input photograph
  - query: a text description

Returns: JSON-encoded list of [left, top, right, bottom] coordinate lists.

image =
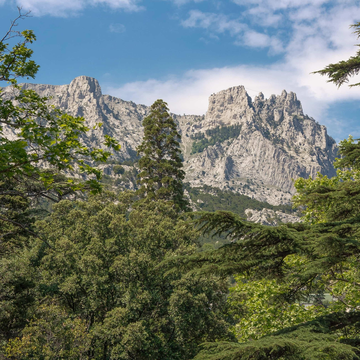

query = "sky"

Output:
[[1, 0, 360, 142]]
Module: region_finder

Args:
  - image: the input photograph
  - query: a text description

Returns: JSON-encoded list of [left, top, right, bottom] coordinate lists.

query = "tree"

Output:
[[0, 242, 39, 349], [165, 139, 360, 359], [3, 193, 233, 359], [5, 304, 92, 360], [227, 275, 331, 343], [314, 22, 360, 87], [165, 21, 360, 360], [137, 99, 189, 212], [193, 314, 360, 360], [0, 12, 120, 242], [173, 137, 360, 359]]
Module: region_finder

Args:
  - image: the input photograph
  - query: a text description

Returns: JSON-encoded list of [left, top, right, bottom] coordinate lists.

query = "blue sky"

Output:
[[1, 0, 360, 142]]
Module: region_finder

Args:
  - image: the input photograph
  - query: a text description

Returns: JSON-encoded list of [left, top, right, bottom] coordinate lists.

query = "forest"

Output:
[[190, 124, 242, 154], [1, 13, 360, 360]]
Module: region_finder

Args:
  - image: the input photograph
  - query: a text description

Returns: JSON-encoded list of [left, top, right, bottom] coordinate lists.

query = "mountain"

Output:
[[179, 86, 337, 205], [4, 76, 337, 206]]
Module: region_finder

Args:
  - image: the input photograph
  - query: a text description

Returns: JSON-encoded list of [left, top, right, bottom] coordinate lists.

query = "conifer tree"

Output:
[[137, 99, 189, 211], [314, 22, 360, 87], [176, 137, 360, 360]]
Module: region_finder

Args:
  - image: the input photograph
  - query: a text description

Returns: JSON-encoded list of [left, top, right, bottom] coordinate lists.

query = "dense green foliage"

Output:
[[169, 137, 360, 359], [113, 165, 125, 175], [191, 124, 241, 154], [2, 194, 233, 359], [227, 275, 332, 343], [194, 313, 360, 360], [137, 99, 189, 211], [0, 14, 119, 244]]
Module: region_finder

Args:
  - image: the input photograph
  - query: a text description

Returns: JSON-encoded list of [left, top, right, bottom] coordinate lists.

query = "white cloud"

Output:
[[169, 0, 204, 5], [109, 23, 126, 33], [242, 31, 270, 47], [246, 6, 282, 26], [105, 0, 360, 140], [6, 0, 143, 17], [232, 0, 328, 11], [181, 10, 245, 35], [181, 0, 360, 55], [288, 5, 322, 22], [181, 10, 283, 53], [239, 30, 284, 53]]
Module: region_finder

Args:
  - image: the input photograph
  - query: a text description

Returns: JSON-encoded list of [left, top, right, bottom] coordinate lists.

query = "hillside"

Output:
[[2, 76, 337, 207]]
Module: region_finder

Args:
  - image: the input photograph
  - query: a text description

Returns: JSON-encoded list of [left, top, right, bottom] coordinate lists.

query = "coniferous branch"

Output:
[[194, 312, 360, 360], [313, 22, 360, 88], [165, 211, 360, 299]]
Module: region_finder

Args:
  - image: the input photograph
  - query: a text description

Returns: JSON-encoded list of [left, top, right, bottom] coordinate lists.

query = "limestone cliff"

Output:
[[2, 76, 337, 205], [181, 86, 337, 204], [245, 208, 300, 226]]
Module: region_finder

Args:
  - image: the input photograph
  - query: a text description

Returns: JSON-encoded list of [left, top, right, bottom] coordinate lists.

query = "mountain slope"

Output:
[[179, 86, 337, 204], [3, 76, 337, 205]]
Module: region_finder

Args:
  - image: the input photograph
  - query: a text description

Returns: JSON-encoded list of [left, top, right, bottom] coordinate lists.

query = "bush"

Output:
[[113, 165, 125, 175]]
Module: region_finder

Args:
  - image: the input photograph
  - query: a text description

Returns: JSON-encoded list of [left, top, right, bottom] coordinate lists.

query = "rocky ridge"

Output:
[[245, 208, 300, 226], [2, 76, 337, 206], [181, 86, 337, 205]]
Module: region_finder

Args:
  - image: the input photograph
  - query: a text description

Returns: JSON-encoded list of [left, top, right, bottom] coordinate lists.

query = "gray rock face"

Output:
[[19, 76, 149, 160], [3, 76, 337, 205], [245, 208, 300, 226], [181, 86, 337, 204]]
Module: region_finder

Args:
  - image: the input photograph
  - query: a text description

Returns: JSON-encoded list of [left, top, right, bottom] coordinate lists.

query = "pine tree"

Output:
[[167, 23, 360, 360], [173, 138, 360, 360], [137, 99, 189, 211]]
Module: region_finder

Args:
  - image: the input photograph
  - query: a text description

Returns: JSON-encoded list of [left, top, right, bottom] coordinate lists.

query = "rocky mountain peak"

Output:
[[203, 86, 304, 131], [4, 77, 338, 206], [255, 92, 265, 102], [280, 90, 303, 116], [68, 76, 102, 99], [208, 86, 252, 110], [205, 86, 253, 126], [253, 89, 303, 117], [182, 84, 337, 204]]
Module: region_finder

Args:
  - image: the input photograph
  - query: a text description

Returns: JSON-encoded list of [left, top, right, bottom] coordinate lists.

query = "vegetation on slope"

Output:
[[186, 184, 294, 217], [2, 13, 360, 360], [191, 124, 242, 154]]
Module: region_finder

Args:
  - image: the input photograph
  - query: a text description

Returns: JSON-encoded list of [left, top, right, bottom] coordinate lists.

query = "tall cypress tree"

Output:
[[137, 99, 189, 212]]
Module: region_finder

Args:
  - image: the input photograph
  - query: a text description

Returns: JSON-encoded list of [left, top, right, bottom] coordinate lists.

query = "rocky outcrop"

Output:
[[19, 76, 149, 160], [245, 208, 300, 226], [2, 76, 337, 205], [181, 86, 337, 204]]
